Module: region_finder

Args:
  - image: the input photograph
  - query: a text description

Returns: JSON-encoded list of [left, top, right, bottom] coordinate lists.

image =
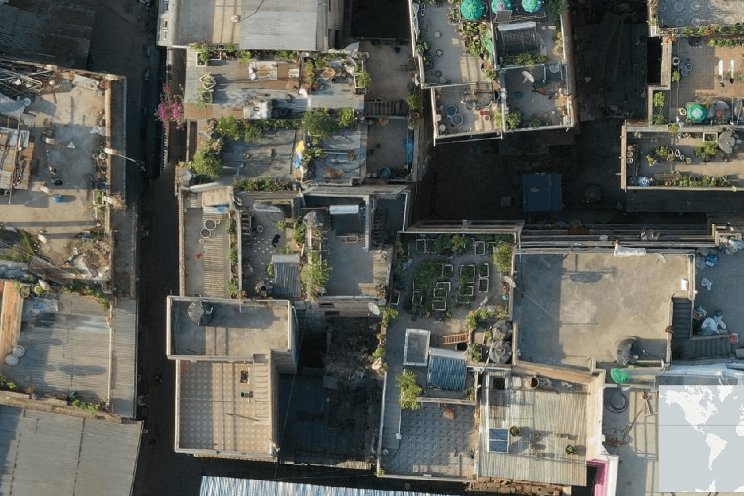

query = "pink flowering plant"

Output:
[[155, 84, 185, 128]]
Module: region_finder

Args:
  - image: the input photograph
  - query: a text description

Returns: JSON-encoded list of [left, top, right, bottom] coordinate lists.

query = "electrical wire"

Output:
[[239, 0, 266, 21]]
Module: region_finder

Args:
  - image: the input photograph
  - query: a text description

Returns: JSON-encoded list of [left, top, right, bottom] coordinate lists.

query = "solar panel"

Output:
[[488, 428, 509, 453]]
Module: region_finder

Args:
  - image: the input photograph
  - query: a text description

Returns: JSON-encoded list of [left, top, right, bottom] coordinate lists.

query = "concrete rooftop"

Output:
[[379, 234, 513, 474], [177, 358, 274, 458], [513, 251, 692, 369], [624, 129, 744, 188], [3, 73, 112, 269], [658, 0, 744, 28], [180, 189, 232, 298], [413, 2, 483, 86], [384, 401, 478, 478], [673, 41, 744, 109], [168, 297, 289, 358], [166, 0, 242, 46]]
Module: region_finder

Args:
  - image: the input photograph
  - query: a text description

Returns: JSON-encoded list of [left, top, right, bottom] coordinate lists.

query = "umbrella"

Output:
[[492, 0, 512, 10], [687, 103, 707, 123], [460, 0, 485, 20], [522, 0, 542, 13], [610, 368, 630, 384]]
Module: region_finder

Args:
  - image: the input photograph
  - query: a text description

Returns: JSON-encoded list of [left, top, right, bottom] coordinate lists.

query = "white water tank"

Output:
[[5, 354, 18, 366], [12, 345, 25, 357]]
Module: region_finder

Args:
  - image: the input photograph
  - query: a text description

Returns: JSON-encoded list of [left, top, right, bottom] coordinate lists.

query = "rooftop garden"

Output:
[[302, 53, 370, 94], [189, 43, 297, 66]]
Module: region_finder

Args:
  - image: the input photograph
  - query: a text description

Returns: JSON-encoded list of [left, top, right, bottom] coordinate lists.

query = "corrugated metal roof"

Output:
[[3, 293, 110, 402], [426, 348, 466, 391], [238, 0, 319, 51], [0, 405, 141, 496], [110, 298, 137, 418], [477, 376, 587, 486], [271, 254, 301, 299], [200, 477, 461, 496]]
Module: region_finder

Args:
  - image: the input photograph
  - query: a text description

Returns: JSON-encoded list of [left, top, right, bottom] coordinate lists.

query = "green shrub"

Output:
[[213, 116, 242, 140], [301, 108, 339, 140], [652, 91, 665, 108], [300, 250, 331, 296], [380, 306, 399, 327], [225, 278, 240, 298], [188, 147, 221, 179], [396, 370, 422, 410], [695, 140, 718, 160], [337, 107, 356, 129], [492, 242, 513, 274]]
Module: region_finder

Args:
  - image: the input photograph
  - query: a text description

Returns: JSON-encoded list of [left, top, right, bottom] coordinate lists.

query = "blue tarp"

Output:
[[522, 173, 562, 212]]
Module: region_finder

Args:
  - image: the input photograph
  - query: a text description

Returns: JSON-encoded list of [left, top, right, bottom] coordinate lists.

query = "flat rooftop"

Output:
[[1, 293, 110, 403], [513, 251, 692, 369], [602, 388, 659, 496], [657, 0, 744, 29], [379, 233, 515, 476], [165, 0, 242, 46], [412, 2, 483, 86], [183, 52, 301, 121], [502, 66, 571, 130], [168, 297, 289, 357], [624, 128, 744, 189], [3, 70, 112, 268], [222, 130, 298, 179], [177, 359, 274, 457], [433, 84, 502, 141], [324, 234, 389, 298], [303, 197, 390, 298], [180, 188, 233, 298], [477, 372, 588, 486], [384, 402, 477, 478], [236, 192, 300, 298]]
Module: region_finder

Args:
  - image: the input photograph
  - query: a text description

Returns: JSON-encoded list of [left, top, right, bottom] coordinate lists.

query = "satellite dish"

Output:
[[368, 302, 380, 316]]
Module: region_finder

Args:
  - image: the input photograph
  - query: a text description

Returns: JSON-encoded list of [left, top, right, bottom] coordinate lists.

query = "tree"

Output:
[[300, 250, 331, 297], [188, 147, 221, 179], [301, 108, 339, 140], [396, 370, 422, 410]]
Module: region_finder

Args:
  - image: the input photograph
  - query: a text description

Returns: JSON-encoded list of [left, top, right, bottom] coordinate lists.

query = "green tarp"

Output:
[[687, 103, 707, 123], [522, 0, 542, 13], [460, 0, 485, 19]]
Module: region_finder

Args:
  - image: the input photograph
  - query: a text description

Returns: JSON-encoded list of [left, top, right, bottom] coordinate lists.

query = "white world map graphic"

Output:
[[659, 385, 744, 492]]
